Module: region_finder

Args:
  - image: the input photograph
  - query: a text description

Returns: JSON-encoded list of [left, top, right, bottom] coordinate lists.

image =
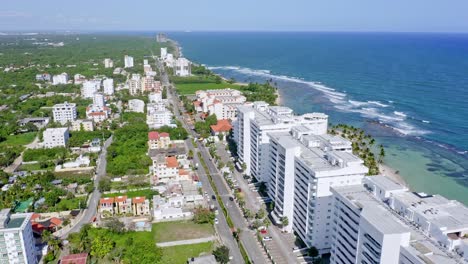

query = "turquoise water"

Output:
[[169, 32, 468, 204]]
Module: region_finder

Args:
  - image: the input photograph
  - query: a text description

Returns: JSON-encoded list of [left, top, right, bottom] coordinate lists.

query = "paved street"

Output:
[[59, 135, 113, 238]]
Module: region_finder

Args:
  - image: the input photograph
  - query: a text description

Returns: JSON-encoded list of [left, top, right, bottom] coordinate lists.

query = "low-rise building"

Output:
[[36, 73, 52, 82], [86, 105, 111, 123], [71, 119, 94, 131], [43, 127, 69, 148], [128, 99, 145, 113], [147, 103, 173, 129], [52, 102, 77, 125], [74, 74, 86, 84], [195, 89, 246, 120], [132, 197, 151, 216], [148, 131, 171, 149], [152, 155, 179, 184], [153, 195, 193, 221], [149, 91, 163, 103], [210, 119, 232, 138], [99, 197, 115, 216], [115, 196, 132, 215], [52, 72, 68, 85]]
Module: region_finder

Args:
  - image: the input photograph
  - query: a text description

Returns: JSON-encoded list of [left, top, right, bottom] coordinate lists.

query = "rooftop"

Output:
[[61, 253, 88, 264], [364, 175, 408, 192], [210, 119, 232, 133]]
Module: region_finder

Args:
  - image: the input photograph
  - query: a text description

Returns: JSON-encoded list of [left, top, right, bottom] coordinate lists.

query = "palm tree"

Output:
[[378, 144, 385, 163]]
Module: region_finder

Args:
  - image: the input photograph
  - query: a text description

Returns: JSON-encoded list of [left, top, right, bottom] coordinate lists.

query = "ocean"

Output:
[[168, 32, 468, 204]]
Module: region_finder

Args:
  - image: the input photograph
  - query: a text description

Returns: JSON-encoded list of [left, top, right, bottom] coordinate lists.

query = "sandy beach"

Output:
[[379, 163, 408, 187]]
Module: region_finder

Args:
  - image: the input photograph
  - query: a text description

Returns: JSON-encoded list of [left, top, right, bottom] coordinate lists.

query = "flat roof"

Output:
[[5, 217, 26, 228], [365, 175, 408, 192]]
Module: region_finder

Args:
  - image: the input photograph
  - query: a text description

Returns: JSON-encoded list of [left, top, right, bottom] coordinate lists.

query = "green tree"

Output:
[[104, 218, 125, 233], [91, 234, 114, 259], [309, 246, 319, 258], [98, 178, 111, 192], [213, 245, 230, 264], [193, 207, 215, 224], [280, 216, 289, 230], [256, 208, 266, 219]]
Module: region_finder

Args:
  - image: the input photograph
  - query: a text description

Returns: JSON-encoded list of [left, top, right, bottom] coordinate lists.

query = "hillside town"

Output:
[[1, 33, 468, 264]]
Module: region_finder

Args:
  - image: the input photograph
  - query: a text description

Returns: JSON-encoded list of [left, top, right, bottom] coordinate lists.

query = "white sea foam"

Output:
[[422, 120, 430, 124], [209, 65, 429, 136]]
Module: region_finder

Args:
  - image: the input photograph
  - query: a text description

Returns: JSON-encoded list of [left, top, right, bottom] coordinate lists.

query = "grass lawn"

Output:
[[103, 189, 158, 199], [0, 132, 36, 147], [152, 221, 214, 243], [159, 242, 214, 264], [18, 163, 43, 171], [176, 82, 245, 95]]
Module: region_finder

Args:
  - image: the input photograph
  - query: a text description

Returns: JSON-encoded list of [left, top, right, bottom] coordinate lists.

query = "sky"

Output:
[[1, 0, 468, 32]]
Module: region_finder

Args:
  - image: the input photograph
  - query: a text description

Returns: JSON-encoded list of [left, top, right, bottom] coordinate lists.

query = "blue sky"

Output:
[[1, 0, 468, 32]]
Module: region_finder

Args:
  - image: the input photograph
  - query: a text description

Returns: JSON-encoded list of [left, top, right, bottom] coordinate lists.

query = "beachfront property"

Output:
[[71, 119, 94, 131], [233, 101, 329, 181], [0, 209, 37, 264], [328, 175, 468, 264], [52, 102, 77, 125], [103, 78, 114, 95], [81, 80, 101, 98], [124, 55, 134, 68], [43, 127, 69, 148], [103, 58, 114, 68], [148, 131, 171, 149], [128, 74, 142, 95], [265, 129, 368, 252], [52, 72, 68, 85], [127, 99, 145, 113], [194, 88, 246, 120], [174, 57, 191, 76]]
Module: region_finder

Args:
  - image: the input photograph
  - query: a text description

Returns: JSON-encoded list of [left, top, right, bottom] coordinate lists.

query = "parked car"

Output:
[[214, 218, 219, 224], [229, 196, 234, 201], [262, 236, 272, 241], [212, 195, 216, 200]]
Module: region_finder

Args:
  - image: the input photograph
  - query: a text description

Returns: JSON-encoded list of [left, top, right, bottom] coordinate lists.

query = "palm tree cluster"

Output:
[[329, 124, 385, 175]]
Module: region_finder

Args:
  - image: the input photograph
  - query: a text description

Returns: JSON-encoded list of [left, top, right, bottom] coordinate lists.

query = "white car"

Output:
[[214, 218, 219, 224], [262, 236, 272, 241]]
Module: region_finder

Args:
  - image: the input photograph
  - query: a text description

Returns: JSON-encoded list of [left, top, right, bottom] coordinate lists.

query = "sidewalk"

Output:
[[156, 236, 216, 247]]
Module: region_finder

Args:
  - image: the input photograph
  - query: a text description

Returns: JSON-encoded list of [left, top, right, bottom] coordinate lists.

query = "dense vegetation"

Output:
[[68, 130, 112, 147], [194, 114, 218, 138], [23, 147, 69, 162], [107, 114, 151, 176], [67, 224, 162, 264], [330, 124, 384, 175], [156, 121, 189, 140]]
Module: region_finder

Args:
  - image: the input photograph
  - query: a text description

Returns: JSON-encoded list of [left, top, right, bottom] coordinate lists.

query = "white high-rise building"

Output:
[[0, 209, 37, 264], [234, 102, 328, 181], [160, 47, 167, 59], [103, 78, 114, 95], [328, 176, 468, 264], [174, 58, 191, 76], [103, 58, 114, 68], [52, 72, 68, 85], [124, 55, 134, 68], [81, 80, 101, 98], [43, 127, 69, 148], [52, 102, 77, 125], [93, 92, 105, 108]]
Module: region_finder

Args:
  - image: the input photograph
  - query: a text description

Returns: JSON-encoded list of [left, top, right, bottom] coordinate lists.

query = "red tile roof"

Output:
[[193, 100, 202, 107], [50, 217, 63, 226], [148, 131, 160, 140], [61, 253, 88, 264], [115, 196, 128, 203], [160, 132, 170, 137], [100, 197, 114, 205], [210, 119, 232, 133], [166, 156, 178, 168], [179, 169, 189, 175], [30, 213, 41, 222], [132, 196, 146, 204], [88, 112, 106, 116]]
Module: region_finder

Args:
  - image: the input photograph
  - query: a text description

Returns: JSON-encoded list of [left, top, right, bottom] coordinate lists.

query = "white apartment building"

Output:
[[164, 54, 175, 67], [149, 91, 162, 103], [93, 92, 105, 108], [86, 106, 111, 123], [73, 73, 86, 84], [160, 47, 167, 60], [328, 176, 468, 264], [103, 78, 114, 95], [71, 119, 94, 131], [103, 58, 114, 68], [0, 209, 37, 264], [234, 102, 328, 181], [128, 74, 142, 95], [52, 73, 68, 85], [174, 58, 191, 76], [124, 55, 134, 68], [146, 102, 173, 129], [128, 99, 145, 113], [52, 102, 77, 125], [43, 127, 69, 148], [81, 80, 101, 98], [195, 88, 246, 120], [152, 155, 179, 184]]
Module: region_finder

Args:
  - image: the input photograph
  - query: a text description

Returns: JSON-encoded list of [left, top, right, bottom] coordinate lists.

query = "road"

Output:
[[59, 136, 113, 238], [158, 57, 269, 264]]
